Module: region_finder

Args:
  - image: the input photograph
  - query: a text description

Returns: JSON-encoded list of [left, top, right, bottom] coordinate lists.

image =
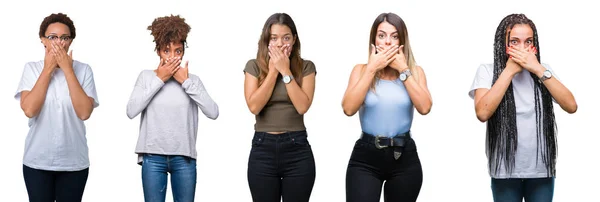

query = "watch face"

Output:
[[400, 74, 407, 81], [544, 71, 552, 78], [283, 76, 291, 83]]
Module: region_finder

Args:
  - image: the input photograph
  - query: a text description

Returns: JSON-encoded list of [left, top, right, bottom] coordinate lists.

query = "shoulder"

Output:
[[23, 60, 43, 71], [188, 73, 200, 80], [302, 59, 315, 67], [245, 59, 258, 68], [352, 63, 367, 73], [478, 63, 493, 70], [73, 60, 94, 74]]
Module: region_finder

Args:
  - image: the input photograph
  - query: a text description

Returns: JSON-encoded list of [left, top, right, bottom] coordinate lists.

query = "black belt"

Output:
[[360, 131, 411, 160]]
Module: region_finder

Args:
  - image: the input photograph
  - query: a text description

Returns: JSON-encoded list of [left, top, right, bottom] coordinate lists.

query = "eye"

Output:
[[284, 36, 290, 41], [176, 50, 182, 54], [47, 35, 58, 40], [392, 35, 399, 40], [270, 37, 277, 41], [61, 36, 70, 41], [164, 50, 169, 54], [378, 34, 384, 39], [525, 40, 533, 44], [510, 40, 518, 45]]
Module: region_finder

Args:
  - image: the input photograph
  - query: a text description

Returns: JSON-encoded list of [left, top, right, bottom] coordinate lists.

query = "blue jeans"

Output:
[[491, 178, 555, 202], [142, 154, 197, 202]]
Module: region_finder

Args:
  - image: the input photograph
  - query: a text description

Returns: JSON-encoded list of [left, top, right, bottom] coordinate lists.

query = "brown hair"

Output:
[[39, 13, 76, 39], [367, 13, 419, 88], [147, 15, 191, 51], [256, 13, 303, 85]]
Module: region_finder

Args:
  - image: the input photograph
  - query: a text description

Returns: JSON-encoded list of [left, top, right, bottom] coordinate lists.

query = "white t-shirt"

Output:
[[14, 60, 99, 171], [469, 63, 557, 179]]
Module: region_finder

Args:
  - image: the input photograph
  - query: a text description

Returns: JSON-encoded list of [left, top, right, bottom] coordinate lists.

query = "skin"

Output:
[[20, 22, 95, 120], [342, 21, 432, 117], [244, 24, 316, 134], [154, 42, 188, 84], [474, 24, 577, 122]]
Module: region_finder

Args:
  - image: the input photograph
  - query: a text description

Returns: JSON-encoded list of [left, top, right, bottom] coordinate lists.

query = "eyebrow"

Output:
[[271, 33, 292, 37], [47, 33, 70, 36], [509, 37, 534, 40], [377, 30, 398, 34]]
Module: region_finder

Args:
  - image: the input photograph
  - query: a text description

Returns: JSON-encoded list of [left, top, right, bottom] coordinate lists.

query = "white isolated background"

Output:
[[0, 0, 597, 201]]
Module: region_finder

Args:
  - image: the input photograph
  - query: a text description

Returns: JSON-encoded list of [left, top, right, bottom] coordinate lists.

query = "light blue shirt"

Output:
[[359, 78, 413, 137], [14, 60, 99, 171]]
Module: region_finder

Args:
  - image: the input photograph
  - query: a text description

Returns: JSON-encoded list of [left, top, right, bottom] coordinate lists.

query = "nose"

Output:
[[385, 36, 392, 45]]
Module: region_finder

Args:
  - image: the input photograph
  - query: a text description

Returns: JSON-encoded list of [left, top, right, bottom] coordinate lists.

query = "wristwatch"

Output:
[[540, 70, 552, 82], [282, 74, 294, 84], [399, 69, 412, 82]]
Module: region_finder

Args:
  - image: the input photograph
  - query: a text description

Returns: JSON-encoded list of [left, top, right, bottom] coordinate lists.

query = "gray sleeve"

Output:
[[182, 74, 219, 120], [126, 71, 165, 119]]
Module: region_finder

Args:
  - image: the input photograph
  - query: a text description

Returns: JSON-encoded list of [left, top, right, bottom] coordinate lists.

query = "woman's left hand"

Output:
[[508, 45, 544, 74], [51, 40, 73, 72]]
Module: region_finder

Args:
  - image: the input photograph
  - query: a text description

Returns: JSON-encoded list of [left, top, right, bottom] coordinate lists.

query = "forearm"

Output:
[[342, 69, 376, 116], [247, 71, 278, 114], [284, 78, 311, 115], [20, 69, 53, 118], [475, 70, 515, 121], [183, 77, 219, 119], [403, 77, 432, 115], [126, 76, 164, 119], [533, 67, 577, 113], [64, 70, 93, 120]]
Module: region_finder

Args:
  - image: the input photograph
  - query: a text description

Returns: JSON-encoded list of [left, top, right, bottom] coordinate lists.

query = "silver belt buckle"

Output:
[[374, 135, 391, 149]]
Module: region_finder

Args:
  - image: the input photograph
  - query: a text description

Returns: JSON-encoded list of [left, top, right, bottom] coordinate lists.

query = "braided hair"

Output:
[[488, 13, 557, 177]]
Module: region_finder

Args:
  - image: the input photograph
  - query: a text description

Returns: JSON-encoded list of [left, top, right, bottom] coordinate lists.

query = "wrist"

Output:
[[533, 65, 546, 78]]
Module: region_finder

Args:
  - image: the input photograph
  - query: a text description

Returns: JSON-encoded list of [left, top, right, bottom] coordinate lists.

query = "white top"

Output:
[[126, 70, 219, 164], [14, 60, 99, 171], [469, 63, 558, 179]]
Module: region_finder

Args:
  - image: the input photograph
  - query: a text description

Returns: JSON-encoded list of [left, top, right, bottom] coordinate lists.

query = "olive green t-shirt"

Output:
[[244, 59, 316, 132]]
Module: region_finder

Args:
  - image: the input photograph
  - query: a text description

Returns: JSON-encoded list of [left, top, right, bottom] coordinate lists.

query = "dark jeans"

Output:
[[346, 137, 423, 202], [491, 178, 555, 202], [23, 165, 89, 202], [247, 131, 316, 202]]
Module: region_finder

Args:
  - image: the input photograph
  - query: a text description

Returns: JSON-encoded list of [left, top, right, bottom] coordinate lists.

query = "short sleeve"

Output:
[[244, 59, 259, 78], [468, 64, 493, 99], [14, 62, 38, 101], [302, 60, 316, 76], [82, 64, 100, 108]]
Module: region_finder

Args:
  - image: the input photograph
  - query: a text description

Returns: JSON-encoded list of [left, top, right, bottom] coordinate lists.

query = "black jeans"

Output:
[[346, 137, 423, 202], [247, 131, 316, 202], [23, 165, 89, 202]]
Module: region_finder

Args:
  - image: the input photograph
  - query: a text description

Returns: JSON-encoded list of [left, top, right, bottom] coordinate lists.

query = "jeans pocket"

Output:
[[292, 136, 311, 147]]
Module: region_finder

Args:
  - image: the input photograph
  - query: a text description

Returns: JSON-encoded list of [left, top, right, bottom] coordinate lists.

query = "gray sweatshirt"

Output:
[[126, 70, 218, 164]]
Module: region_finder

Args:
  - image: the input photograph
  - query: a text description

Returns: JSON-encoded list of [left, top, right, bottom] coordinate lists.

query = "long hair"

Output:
[[256, 13, 303, 85], [488, 13, 557, 177], [367, 12, 419, 89]]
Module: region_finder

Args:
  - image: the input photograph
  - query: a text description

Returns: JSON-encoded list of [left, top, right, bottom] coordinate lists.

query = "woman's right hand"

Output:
[[43, 46, 57, 73], [366, 44, 398, 73], [155, 57, 181, 82], [505, 57, 523, 76]]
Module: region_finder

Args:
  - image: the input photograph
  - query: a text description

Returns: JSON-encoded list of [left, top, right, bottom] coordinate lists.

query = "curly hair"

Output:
[[147, 15, 191, 51], [39, 13, 76, 39], [488, 13, 557, 177]]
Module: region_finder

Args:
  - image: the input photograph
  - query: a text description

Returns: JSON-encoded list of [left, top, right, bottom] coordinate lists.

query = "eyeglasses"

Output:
[[45, 35, 72, 42]]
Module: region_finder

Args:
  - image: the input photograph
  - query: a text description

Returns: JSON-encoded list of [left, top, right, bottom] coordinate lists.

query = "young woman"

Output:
[[243, 13, 317, 202], [341, 12, 432, 202], [469, 13, 577, 202], [15, 13, 99, 202], [126, 15, 219, 202]]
